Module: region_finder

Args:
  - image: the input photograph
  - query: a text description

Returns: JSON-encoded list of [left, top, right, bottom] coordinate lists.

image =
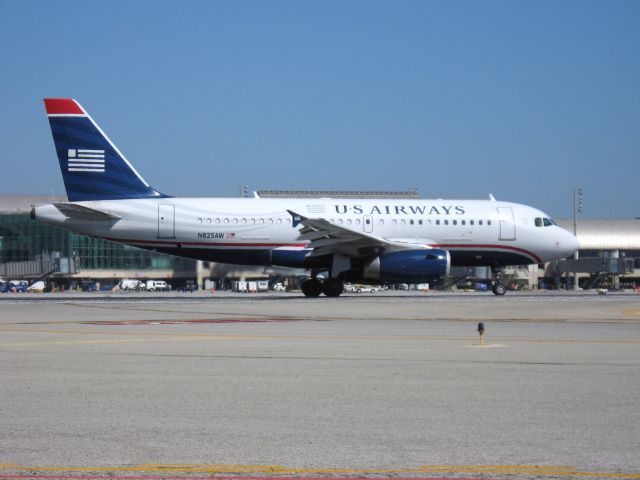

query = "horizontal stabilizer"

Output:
[[53, 203, 121, 221]]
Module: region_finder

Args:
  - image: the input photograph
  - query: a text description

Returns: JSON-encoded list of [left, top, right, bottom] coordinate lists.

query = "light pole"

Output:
[[573, 188, 583, 290]]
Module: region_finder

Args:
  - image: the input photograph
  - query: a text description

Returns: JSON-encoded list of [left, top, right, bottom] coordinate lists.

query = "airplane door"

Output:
[[363, 215, 374, 233], [158, 204, 175, 239], [497, 207, 516, 241]]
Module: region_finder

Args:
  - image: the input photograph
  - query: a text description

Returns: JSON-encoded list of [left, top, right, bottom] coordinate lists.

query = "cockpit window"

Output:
[[535, 217, 556, 227]]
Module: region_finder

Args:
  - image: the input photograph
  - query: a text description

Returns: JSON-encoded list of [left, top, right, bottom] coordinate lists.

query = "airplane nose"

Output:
[[564, 231, 580, 256]]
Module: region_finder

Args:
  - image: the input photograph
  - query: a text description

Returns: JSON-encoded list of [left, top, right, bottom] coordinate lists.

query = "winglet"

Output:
[[489, 193, 496, 201]]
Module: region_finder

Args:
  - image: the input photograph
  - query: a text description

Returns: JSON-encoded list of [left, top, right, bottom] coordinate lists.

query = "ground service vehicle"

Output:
[[119, 279, 145, 291], [145, 280, 170, 291]]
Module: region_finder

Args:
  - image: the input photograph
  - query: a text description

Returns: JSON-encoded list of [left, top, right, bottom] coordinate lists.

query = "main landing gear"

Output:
[[301, 278, 344, 297]]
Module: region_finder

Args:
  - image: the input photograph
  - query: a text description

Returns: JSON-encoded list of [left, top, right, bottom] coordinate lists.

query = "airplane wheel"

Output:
[[322, 278, 344, 297], [492, 284, 506, 295], [302, 278, 322, 297]]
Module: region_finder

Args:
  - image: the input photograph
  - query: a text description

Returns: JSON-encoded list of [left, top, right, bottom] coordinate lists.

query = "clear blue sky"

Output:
[[1, 0, 638, 218]]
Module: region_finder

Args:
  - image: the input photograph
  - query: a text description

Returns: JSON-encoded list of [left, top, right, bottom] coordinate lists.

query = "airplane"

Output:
[[33, 98, 580, 297]]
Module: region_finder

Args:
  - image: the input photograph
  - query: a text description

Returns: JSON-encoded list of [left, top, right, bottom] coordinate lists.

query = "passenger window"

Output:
[[436, 219, 440, 225], [215, 218, 221, 224], [444, 219, 449, 225], [259, 218, 265, 224], [198, 218, 203, 223], [347, 219, 352, 225], [378, 219, 383, 225], [401, 219, 406, 225], [393, 219, 398, 225], [277, 218, 282, 224], [233, 218, 238, 224], [410, 220, 414, 225], [479, 220, 483, 225], [224, 218, 229, 224], [452, 220, 457, 225], [269, 218, 274, 224], [418, 220, 423, 225], [470, 220, 474, 225], [251, 218, 256, 224], [487, 220, 492, 226], [207, 218, 211, 224], [242, 218, 247, 224], [461, 220, 465, 225]]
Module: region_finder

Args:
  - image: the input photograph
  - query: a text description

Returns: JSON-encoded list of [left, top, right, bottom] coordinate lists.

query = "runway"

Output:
[[1, 291, 639, 479]]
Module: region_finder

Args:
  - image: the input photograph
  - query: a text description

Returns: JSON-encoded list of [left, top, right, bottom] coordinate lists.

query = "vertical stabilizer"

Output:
[[44, 98, 168, 201]]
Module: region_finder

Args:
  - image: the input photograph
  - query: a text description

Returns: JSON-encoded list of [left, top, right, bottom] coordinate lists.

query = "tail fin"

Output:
[[44, 98, 168, 201]]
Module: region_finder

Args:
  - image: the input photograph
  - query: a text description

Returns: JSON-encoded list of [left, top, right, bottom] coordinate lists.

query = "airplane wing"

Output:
[[288, 210, 434, 258], [53, 203, 121, 221]]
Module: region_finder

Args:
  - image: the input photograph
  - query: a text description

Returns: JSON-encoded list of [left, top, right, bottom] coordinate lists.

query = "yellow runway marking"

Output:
[[0, 327, 639, 346], [0, 336, 234, 348], [0, 463, 639, 478], [622, 308, 640, 318]]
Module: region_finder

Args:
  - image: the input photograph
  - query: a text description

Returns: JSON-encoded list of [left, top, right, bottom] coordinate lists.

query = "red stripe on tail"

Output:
[[44, 98, 84, 115]]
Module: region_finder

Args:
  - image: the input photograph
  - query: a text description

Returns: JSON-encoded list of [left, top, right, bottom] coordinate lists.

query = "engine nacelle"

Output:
[[362, 249, 450, 283]]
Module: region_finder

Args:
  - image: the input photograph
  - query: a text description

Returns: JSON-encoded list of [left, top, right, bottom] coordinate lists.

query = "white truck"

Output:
[[145, 280, 170, 291], [119, 279, 145, 291], [233, 281, 248, 292]]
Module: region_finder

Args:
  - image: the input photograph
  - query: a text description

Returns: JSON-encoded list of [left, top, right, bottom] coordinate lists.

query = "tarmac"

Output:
[[0, 290, 639, 480]]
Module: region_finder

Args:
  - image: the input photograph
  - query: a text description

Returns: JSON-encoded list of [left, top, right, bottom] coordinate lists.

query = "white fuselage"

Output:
[[35, 197, 579, 269]]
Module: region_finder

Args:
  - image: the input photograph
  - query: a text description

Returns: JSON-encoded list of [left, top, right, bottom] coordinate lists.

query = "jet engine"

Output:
[[362, 249, 450, 283]]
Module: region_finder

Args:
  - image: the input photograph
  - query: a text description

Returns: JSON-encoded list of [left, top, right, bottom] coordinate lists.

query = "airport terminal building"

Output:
[[1, 194, 638, 290]]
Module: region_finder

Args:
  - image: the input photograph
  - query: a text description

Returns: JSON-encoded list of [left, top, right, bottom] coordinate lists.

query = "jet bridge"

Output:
[[557, 256, 635, 275]]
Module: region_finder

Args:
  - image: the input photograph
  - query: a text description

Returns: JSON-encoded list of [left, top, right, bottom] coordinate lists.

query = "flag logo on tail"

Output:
[[67, 149, 105, 173]]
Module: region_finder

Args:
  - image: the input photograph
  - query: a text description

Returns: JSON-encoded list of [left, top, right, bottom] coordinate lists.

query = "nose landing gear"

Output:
[[491, 267, 507, 295], [492, 283, 506, 295]]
